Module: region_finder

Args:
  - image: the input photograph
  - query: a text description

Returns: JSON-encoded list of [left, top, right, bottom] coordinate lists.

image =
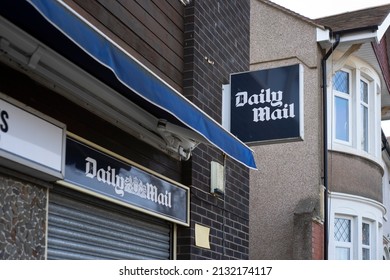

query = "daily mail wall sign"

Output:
[[62, 136, 190, 226], [230, 64, 304, 144]]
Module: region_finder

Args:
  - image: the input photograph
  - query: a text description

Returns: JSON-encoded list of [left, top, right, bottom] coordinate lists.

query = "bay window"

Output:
[[333, 215, 376, 260], [331, 65, 380, 161], [329, 193, 384, 260]]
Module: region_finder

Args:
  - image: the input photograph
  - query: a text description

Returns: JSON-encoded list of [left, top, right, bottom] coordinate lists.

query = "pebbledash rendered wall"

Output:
[[249, 0, 324, 259], [0, 170, 46, 259], [177, 0, 251, 259]]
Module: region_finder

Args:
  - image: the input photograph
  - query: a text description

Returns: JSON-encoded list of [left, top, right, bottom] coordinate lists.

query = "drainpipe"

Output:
[[321, 33, 340, 260]]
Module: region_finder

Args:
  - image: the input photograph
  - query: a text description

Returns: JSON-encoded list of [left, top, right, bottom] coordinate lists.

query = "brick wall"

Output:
[[177, 0, 250, 260], [372, 33, 390, 93], [293, 199, 324, 259], [312, 221, 324, 260]]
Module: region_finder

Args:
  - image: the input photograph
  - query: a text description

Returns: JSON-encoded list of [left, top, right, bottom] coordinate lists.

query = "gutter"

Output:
[[317, 25, 380, 48], [321, 32, 340, 260], [331, 25, 378, 36]]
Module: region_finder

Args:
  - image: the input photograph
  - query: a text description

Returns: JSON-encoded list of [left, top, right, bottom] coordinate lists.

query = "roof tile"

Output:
[[315, 4, 390, 33]]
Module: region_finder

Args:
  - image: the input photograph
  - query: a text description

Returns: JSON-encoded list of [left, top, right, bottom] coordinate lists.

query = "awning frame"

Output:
[[0, 0, 257, 169], [0, 15, 198, 160]]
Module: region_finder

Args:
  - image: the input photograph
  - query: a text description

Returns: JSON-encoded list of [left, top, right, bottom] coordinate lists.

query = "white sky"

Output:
[[383, 120, 390, 137], [269, 0, 390, 19], [269, 0, 390, 135]]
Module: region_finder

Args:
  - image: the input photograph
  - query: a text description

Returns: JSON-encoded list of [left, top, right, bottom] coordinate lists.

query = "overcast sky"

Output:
[[269, 0, 390, 19]]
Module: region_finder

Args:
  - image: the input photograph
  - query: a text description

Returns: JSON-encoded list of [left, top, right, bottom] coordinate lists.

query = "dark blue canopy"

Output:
[[0, 0, 257, 169]]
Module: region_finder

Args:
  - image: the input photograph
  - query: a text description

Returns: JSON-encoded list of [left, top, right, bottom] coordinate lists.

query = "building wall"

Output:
[[177, 0, 251, 259], [329, 151, 383, 202], [64, 0, 185, 92], [249, 0, 324, 259], [250, 1, 319, 68]]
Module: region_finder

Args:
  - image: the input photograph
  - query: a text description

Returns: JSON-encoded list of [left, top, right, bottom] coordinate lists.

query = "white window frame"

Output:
[[333, 69, 352, 146], [361, 220, 371, 260], [328, 192, 385, 260], [334, 215, 354, 260], [358, 76, 370, 154], [329, 60, 382, 165]]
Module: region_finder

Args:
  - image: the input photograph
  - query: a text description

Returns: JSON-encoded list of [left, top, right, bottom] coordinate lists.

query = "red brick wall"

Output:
[[312, 221, 324, 260], [372, 34, 390, 93]]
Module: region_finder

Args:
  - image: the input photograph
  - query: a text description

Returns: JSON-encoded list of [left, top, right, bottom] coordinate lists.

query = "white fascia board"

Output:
[[316, 27, 330, 43], [339, 32, 377, 45], [317, 29, 378, 49], [377, 13, 390, 43]]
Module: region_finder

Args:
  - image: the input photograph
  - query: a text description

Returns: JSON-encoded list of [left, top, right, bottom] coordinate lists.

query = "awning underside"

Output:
[[0, 0, 257, 169]]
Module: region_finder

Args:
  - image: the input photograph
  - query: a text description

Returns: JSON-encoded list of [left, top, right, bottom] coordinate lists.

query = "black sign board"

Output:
[[230, 64, 303, 143], [62, 137, 189, 226]]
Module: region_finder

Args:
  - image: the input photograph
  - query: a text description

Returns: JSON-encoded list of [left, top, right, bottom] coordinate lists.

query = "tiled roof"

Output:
[[315, 4, 390, 33]]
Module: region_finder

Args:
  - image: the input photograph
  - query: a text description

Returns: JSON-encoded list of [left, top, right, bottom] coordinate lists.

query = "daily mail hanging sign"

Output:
[[229, 64, 304, 144]]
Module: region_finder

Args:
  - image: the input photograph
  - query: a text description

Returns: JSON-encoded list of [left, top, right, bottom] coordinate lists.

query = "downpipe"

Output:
[[321, 33, 340, 260]]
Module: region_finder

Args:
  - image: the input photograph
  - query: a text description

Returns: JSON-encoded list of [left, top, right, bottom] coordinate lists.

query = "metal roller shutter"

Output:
[[47, 187, 172, 260]]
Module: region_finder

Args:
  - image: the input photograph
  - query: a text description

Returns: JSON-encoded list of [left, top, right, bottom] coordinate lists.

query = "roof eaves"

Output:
[[317, 24, 383, 49]]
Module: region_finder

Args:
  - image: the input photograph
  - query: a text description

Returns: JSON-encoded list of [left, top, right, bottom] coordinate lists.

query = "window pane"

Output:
[[334, 71, 349, 93], [361, 105, 368, 151], [360, 80, 369, 152], [362, 248, 370, 260], [334, 218, 351, 242], [335, 97, 349, 141], [360, 80, 368, 104], [362, 223, 370, 245], [336, 247, 350, 260]]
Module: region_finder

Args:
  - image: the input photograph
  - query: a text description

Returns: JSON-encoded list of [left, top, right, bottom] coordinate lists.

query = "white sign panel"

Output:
[[0, 96, 65, 179]]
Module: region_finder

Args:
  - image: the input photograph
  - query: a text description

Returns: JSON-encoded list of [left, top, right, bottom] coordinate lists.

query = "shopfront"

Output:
[[0, 84, 188, 259], [0, 0, 255, 260], [47, 133, 189, 259]]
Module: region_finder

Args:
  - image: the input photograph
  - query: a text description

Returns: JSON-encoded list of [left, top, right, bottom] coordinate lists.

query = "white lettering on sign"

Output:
[[235, 89, 295, 122], [85, 157, 172, 208]]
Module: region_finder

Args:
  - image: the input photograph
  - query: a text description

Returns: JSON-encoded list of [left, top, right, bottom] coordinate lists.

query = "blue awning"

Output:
[[0, 0, 257, 169]]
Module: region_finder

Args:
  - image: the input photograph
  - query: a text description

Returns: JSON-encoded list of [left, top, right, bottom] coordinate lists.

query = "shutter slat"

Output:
[[48, 189, 171, 260]]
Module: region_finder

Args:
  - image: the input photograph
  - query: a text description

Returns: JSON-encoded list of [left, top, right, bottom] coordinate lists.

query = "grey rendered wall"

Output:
[[249, 0, 323, 259]]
